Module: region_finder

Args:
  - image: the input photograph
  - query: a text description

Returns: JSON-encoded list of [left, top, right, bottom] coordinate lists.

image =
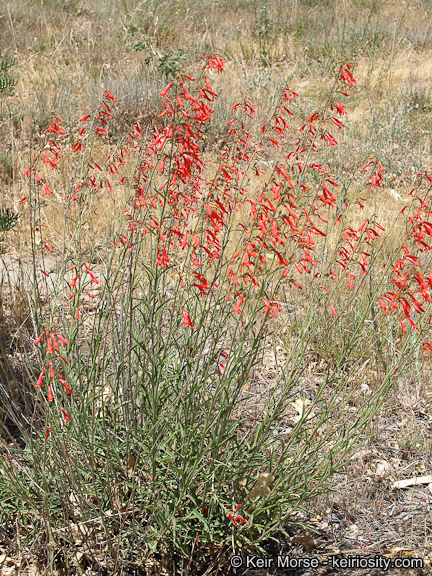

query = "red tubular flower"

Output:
[[182, 309, 194, 328], [202, 54, 226, 72], [332, 102, 347, 116], [104, 90, 117, 102], [49, 361, 54, 379], [34, 332, 44, 345], [235, 515, 249, 524], [42, 151, 58, 169], [328, 304, 338, 317], [36, 369, 45, 387], [423, 342, 432, 355], [377, 298, 389, 315], [47, 384, 54, 402], [43, 184, 53, 196], [233, 295, 244, 314], [331, 117, 345, 129], [340, 66, 356, 87], [60, 380, 73, 394], [60, 407, 71, 422], [324, 132, 337, 146], [69, 274, 80, 289], [160, 82, 174, 98], [46, 337, 53, 354], [53, 333, 70, 346], [49, 119, 66, 135], [51, 334, 60, 350], [84, 264, 99, 284]]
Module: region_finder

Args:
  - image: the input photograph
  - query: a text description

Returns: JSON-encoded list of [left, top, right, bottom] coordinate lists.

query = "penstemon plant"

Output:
[[0, 55, 431, 572]]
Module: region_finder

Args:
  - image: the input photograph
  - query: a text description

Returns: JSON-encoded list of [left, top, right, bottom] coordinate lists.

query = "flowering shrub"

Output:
[[0, 55, 430, 570]]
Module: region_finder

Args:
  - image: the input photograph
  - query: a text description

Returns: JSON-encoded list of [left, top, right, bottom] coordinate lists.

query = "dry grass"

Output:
[[0, 0, 430, 248]]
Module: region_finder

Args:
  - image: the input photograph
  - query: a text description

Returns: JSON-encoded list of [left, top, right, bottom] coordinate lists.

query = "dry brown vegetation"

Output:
[[0, 0, 431, 252]]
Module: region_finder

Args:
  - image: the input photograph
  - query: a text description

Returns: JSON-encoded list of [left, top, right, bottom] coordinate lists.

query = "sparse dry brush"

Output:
[[0, 0, 432, 573]]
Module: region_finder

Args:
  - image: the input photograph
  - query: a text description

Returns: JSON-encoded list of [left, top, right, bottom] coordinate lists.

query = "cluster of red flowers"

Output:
[[21, 117, 66, 199], [23, 55, 432, 428], [227, 504, 249, 525], [67, 263, 99, 307], [34, 328, 71, 423], [379, 175, 432, 343]]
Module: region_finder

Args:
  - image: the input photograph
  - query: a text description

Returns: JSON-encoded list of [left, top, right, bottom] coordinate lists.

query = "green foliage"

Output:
[[0, 59, 16, 95], [127, 23, 189, 78], [0, 208, 18, 255], [0, 58, 416, 572], [155, 48, 189, 78], [0, 208, 18, 233]]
